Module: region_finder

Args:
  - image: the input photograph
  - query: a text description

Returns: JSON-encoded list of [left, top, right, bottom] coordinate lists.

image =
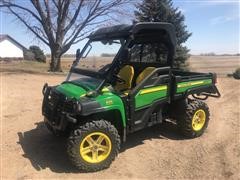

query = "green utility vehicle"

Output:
[[42, 22, 220, 172]]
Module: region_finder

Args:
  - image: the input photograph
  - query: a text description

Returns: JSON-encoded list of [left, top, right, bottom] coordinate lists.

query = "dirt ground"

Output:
[[1, 71, 240, 179]]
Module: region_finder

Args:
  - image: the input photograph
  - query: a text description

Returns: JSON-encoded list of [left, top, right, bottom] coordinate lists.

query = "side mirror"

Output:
[[76, 48, 81, 59], [72, 49, 81, 66]]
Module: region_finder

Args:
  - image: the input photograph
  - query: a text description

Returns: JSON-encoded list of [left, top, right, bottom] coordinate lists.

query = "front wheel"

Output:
[[177, 100, 210, 138], [67, 120, 120, 172]]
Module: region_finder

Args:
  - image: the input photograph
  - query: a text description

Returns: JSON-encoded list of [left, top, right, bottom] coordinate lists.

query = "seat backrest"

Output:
[[115, 65, 134, 92], [136, 67, 156, 85]]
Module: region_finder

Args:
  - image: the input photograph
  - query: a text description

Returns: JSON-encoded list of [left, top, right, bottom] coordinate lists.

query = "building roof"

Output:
[[0, 34, 27, 51]]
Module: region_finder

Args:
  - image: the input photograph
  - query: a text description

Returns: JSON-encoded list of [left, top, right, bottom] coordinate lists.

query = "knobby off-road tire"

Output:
[[67, 120, 120, 172], [177, 100, 210, 138]]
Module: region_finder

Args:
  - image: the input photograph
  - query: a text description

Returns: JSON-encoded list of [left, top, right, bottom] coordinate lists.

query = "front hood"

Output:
[[56, 83, 87, 99]]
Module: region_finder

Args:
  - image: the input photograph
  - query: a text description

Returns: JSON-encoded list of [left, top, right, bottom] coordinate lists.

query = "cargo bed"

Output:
[[171, 69, 220, 100]]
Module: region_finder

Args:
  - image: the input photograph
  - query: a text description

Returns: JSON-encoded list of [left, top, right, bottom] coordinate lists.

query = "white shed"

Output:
[[0, 34, 26, 58]]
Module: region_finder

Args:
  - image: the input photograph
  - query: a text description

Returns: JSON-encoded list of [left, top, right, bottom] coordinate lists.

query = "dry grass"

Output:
[[1, 56, 239, 76], [0, 61, 51, 74], [0, 59, 80, 74], [188, 56, 240, 76]]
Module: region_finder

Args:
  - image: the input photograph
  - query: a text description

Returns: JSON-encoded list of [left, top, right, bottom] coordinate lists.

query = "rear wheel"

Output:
[[177, 100, 210, 138], [67, 120, 120, 172]]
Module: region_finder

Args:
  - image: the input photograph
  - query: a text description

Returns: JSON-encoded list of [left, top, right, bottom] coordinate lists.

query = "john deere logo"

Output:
[[106, 100, 113, 105]]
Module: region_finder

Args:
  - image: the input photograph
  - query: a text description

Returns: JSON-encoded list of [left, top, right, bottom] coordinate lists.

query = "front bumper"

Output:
[[42, 85, 77, 130]]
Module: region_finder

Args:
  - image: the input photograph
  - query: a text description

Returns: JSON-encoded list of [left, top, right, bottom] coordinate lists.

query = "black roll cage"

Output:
[[66, 22, 176, 93]]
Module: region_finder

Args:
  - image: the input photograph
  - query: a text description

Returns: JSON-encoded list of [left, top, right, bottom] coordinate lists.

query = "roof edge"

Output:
[[0, 34, 27, 51]]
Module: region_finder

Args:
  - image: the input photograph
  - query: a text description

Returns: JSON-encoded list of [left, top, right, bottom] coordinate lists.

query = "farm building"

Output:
[[0, 34, 26, 58]]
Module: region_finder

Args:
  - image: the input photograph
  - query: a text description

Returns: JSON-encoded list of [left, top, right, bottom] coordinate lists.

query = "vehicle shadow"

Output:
[[17, 120, 185, 173], [120, 120, 186, 152], [17, 122, 79, 173]]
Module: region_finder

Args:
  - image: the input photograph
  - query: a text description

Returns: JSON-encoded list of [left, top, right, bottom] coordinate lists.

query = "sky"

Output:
[[0, 0, 239, 55]]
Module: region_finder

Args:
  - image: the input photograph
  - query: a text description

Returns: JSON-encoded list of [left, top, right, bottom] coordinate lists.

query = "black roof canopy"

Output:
[[88, 22, 176, 47]]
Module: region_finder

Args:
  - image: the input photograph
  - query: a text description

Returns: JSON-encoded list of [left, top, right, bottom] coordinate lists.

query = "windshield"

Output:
[[76, 40, 121, 71], [67, 40, 121, 88], [68, 74, 104, 90]]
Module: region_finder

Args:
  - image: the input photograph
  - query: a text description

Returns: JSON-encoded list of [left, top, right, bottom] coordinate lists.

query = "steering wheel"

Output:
[[113, 74, 126, 84]]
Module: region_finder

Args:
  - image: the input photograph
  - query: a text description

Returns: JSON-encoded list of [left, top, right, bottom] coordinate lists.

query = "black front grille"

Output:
[[64, 101, 74, 113], [42, 87, 74, 126]]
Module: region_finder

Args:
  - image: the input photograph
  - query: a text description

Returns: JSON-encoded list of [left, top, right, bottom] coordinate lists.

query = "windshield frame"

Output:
[[65, 38, 126, 92]]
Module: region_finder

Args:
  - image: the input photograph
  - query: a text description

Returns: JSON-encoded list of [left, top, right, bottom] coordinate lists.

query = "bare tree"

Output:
[[0, 0, 131, 71]]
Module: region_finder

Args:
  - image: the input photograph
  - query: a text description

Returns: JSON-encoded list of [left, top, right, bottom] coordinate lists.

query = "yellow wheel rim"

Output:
[[192, 109, 206, 131], [80, 132, 112, 164]]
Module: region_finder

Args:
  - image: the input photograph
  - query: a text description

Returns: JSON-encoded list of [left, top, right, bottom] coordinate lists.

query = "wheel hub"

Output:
[[192, 109, 206, 131], [80, 132, 112, 164]]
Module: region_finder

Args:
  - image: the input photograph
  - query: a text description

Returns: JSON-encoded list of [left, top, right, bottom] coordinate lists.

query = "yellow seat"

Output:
[[115, 65, 134, 92], [136, 67, 156, 85]]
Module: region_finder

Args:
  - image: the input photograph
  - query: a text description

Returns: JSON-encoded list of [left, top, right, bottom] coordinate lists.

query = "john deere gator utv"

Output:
[[42, 22, 220, 172]]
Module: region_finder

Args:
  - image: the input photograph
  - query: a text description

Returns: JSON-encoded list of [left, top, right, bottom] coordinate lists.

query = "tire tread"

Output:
[[67, 120, 120, 172], [177, 99, 210, 138]]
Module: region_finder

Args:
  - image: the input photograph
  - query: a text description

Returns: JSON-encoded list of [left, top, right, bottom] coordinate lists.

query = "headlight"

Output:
[[86, 90, 97, 97]]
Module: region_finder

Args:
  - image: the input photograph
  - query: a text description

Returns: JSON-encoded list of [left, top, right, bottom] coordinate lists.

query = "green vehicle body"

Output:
[[176, 79, 212, 93], [42, 22, 220, 142], [53, 77, 213, 130], [56, 82, 127, 127]]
